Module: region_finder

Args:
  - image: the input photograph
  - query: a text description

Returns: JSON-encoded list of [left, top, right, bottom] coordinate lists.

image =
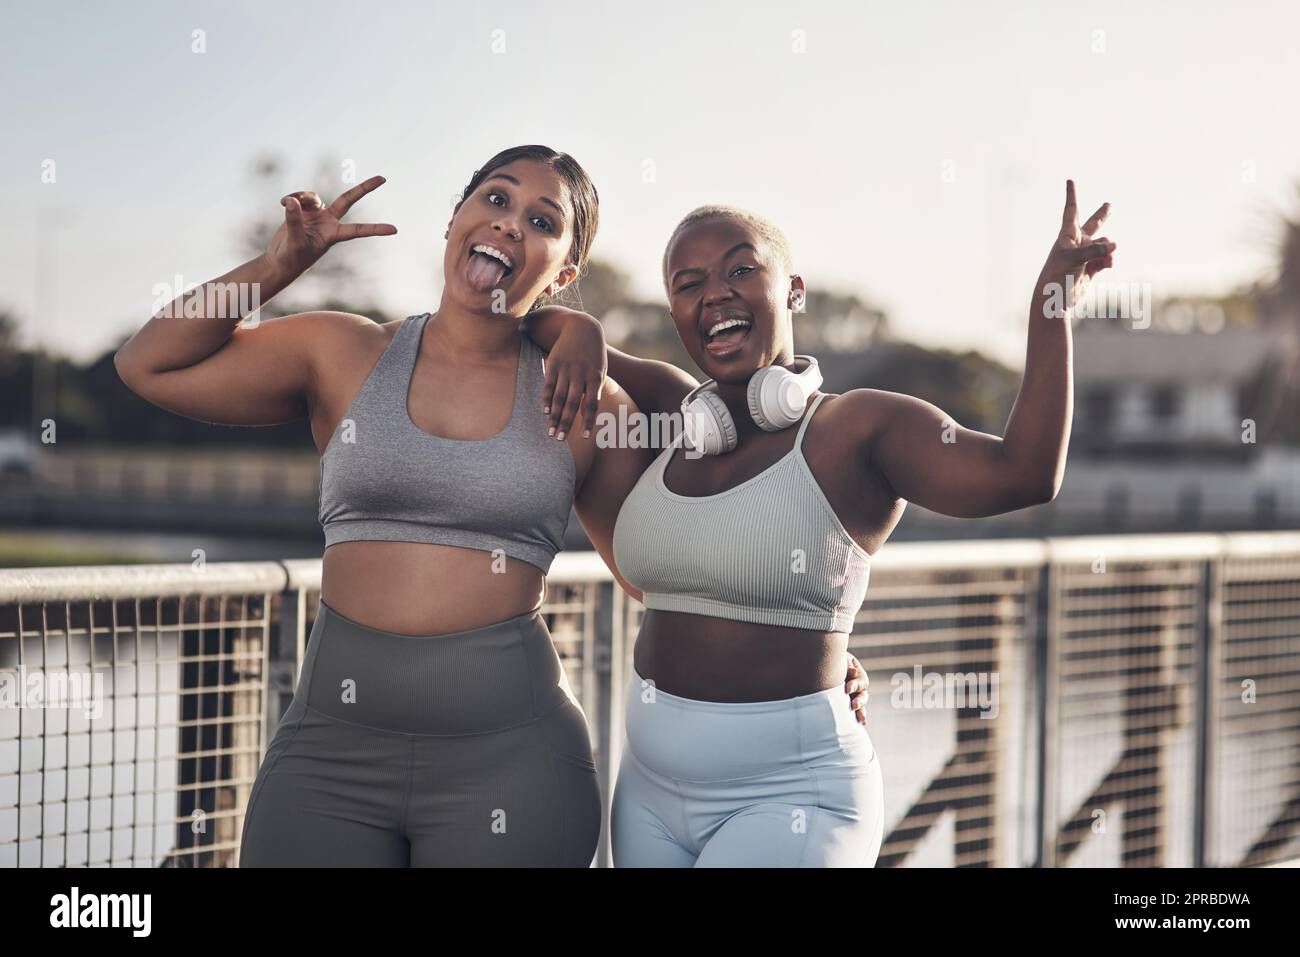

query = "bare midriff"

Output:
[[320, 541, 546, 637], [632, 608, 848, 702]]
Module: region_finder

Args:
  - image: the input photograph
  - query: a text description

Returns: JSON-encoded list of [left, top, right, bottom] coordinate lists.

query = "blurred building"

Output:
[[966, 316, 1300, 537], [1072, 323, 1289, 457], [880, 298, 1300, 537]]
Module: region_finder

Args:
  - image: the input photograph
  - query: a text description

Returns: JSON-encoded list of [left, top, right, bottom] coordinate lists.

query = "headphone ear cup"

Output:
[[684, 388, 738, 455], [747, 365, 792, 432], [748, 357, 825, 431]]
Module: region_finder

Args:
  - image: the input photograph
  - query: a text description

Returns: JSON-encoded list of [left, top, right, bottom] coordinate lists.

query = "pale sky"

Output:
[[2, 0, 1295, 369]]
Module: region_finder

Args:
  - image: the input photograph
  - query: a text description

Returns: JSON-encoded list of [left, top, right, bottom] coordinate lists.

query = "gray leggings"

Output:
[[239, 599, 601, 867]]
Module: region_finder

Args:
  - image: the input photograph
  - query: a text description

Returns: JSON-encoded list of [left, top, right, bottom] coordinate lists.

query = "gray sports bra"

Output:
[[317, 312, 575, 572], [612, 392, 871, 632]]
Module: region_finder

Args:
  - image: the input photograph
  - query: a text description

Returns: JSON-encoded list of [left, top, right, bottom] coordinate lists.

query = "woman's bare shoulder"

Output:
[[280, 310, 409, 366], [809, 388, 903, 453], [289, 312, 408, 417]]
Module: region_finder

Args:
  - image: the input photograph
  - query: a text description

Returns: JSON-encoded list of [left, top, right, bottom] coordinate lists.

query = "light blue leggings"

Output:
[[612, 668, 884, 867]]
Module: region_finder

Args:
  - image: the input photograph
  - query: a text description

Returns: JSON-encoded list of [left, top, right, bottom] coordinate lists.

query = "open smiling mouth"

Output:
[[703, 314, 752, 357], [465, 244, 515, 292]]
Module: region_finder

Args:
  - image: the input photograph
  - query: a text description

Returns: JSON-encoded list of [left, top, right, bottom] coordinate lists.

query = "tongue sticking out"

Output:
[[466, 252, 508, 293], [708, 326, 749, 349]]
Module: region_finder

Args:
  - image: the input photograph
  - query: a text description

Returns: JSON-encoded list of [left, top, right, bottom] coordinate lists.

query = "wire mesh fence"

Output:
[[2, 533, 1297, 867]]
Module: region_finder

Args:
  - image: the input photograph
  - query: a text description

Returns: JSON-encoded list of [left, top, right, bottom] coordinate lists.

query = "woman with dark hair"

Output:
[[115, 146, 656, 866], [524, 180, 1116, 865]]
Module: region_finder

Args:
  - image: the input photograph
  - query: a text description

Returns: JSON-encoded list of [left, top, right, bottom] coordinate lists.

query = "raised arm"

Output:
[[859, 180, 1116, 518], [114, 176, 396, 425], [521, 305, 698, 438]]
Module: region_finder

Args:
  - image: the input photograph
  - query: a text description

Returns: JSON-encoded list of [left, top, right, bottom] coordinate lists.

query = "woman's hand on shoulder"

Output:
[[536, 307, 607, 440]]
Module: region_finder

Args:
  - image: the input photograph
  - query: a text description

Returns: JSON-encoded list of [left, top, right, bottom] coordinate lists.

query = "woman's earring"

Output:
[[792, 294, 806, 314]]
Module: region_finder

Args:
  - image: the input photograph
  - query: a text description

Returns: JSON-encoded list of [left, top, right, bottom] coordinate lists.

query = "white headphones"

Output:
[[680, 356, 823, 456]]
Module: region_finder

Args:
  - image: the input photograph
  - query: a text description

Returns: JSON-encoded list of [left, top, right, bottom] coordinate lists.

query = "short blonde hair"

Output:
[[661, 205, 793, 289]]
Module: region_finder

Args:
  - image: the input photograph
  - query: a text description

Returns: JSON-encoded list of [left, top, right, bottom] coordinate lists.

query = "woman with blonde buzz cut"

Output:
[[523, 181, 1116, 865]]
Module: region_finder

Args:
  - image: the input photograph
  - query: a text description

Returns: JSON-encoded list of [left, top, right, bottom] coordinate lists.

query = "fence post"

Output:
[[592, 581, 615, 868], [265, 583, 305, 748], [1193, 555, 1221, 867], [1032, 560, 1057, 867]]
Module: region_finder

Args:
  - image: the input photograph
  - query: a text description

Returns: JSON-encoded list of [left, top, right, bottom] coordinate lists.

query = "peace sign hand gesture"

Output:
[[1041, 179, 1116, 308], [266, 175, 398, 279]]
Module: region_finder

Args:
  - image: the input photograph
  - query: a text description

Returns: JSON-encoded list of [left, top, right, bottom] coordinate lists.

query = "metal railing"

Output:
[[26, 447, 322, 503], [2, 532, 1298, 867]]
